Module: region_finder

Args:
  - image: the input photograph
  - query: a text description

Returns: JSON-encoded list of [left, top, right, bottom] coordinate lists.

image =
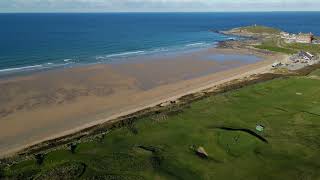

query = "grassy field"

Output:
[[238, 25, 281, 34], [254, 39, 297, 54], [284, 43, 320, 55], [254, 37, 320, 55], [2, 71, 320, 179], [254, 44, 297, 54]]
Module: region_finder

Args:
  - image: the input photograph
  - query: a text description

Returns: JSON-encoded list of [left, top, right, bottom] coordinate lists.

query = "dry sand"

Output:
[[0, 47, 284, 157]]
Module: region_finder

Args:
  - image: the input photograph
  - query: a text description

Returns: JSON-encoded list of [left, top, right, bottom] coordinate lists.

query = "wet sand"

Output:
[[0, 47, 284, 157]]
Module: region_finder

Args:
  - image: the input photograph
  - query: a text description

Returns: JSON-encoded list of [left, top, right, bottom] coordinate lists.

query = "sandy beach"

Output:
[[0, 47, 284, 157]]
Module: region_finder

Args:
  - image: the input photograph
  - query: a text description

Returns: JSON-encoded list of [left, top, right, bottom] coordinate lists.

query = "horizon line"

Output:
[[1, 10, 320, 14]]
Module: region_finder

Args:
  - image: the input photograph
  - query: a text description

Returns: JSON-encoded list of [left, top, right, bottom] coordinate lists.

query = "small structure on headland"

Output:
[[281, 32, 314, 44]]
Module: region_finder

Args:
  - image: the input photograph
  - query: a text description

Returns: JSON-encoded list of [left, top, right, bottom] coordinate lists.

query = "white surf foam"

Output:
[[0, 65, 43, 73], [185, 42, 208, 47], [95, 42, 216, 61], [63, 59, 72, 62], [106, 51, 145, 58], [0, 62, 72, 75]]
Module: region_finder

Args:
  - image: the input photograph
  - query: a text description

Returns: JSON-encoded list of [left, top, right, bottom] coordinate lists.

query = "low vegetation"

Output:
[[254, 37, 320, 55], [254, 44, 297, 54], [284, 43, 320, 54], [238, 25, 281, 34], [309, 69, 320, 76], [2, 68, 320, 179], [254, 39, 297, 54]]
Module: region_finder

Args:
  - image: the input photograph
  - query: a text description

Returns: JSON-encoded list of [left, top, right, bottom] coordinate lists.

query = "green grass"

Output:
[[254, 44, 297, 54], [283, 43, 320, 54], [238, 25, 281, 34], [3, 72, 320, 179], [254, 37, 320, 55], [309, 69, 320, 76], [254, 39, 297, 54]]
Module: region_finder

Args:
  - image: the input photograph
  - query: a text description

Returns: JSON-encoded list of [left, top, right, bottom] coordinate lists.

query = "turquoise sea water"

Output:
[[0, 12, 320, 75]]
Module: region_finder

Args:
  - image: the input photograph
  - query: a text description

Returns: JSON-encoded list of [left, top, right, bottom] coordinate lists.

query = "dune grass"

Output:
[[2, 72, 320, 179]]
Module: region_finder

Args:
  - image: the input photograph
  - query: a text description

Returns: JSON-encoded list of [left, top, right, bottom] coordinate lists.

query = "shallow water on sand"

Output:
[[207, 54, 262, 63]]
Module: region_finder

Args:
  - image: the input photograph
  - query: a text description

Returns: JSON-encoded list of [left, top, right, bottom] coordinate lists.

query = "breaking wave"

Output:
[[0, 62, 73, 76], [95, 42, 214, 61]]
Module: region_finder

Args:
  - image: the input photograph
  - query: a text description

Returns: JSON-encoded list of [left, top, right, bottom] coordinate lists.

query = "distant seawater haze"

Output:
[[0, 12, 320, 75]]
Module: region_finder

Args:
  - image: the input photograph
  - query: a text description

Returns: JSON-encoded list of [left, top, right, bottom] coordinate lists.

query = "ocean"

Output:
[[0, 12, 320, 75]]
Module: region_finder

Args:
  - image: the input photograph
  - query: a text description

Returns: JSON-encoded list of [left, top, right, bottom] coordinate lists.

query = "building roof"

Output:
[[298, 51, 313, 60]]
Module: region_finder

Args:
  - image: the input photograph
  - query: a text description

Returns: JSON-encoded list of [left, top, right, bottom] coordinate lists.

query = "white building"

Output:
[[281, 32, 314, 44]]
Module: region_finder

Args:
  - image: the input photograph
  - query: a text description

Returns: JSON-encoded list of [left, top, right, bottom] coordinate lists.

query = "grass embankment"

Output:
[[2, 71, 320, 179], [309, 69, 320, 76], [238, 25, 281, 34]]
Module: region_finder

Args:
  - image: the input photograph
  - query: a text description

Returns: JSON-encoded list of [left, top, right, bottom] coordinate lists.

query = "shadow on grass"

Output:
[[211, 126, 268, 143]]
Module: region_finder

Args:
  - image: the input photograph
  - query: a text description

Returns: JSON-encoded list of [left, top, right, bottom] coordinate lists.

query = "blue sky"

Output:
[[0, 0, 319, 13]]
